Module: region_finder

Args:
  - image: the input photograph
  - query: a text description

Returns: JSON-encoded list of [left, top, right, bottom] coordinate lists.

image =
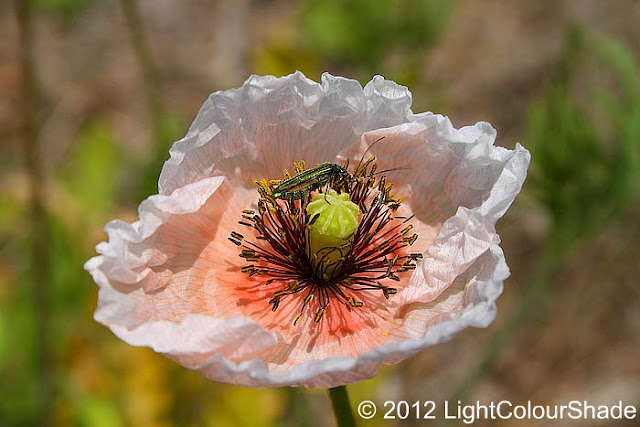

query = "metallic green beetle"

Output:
[[270, 137, 390, 200], [270, 163, 351, 200]]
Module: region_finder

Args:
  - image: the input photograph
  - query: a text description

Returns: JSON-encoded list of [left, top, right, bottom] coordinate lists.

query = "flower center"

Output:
[[228, 157, 422, 325]]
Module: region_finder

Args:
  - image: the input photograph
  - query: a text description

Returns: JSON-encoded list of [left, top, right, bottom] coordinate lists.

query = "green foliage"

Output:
[[0, 310, 6, 370], [32, 0, 97, 17], [62, 121, 120, 218], [528, 28, 640, 245], [77, 397, 124, 427], [0, 265, 41, 425], [48, 213, 90, 319], [303, 0, 453, 70], [137, 112, 184, 199], [208, 386, 284, 427], [253, 41, 321, 81], [0, 120, 123, 425]]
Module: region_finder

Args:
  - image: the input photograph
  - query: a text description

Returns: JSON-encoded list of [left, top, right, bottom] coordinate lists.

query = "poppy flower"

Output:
[[85, 72, 530, 388]]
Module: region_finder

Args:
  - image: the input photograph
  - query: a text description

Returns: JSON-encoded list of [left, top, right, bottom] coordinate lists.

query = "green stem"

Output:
[[328, 386, 356, 427]]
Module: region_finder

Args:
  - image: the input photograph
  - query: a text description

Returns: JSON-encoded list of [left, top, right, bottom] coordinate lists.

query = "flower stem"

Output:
[[328, 386, 356, 427]]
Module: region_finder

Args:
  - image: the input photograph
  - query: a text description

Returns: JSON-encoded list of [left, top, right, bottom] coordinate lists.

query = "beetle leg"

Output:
[[324, 180, 331, 204]]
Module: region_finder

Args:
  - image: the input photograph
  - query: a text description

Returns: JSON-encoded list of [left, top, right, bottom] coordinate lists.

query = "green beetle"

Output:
[[270, 163, 351, 200]]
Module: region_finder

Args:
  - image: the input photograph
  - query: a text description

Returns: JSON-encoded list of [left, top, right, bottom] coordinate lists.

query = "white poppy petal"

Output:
[[86, 72, 529, 388]]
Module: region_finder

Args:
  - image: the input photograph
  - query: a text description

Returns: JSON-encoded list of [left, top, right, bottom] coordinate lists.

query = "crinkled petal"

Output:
[[346, 119, 530, 305], [158, 72, 413, 195], [85, 177, 281, 360], [156, 244, 510, 388]]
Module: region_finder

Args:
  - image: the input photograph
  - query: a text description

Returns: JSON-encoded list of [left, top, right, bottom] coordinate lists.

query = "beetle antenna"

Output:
[[370, 165, 411, 176], [352, 136, 386, 174]]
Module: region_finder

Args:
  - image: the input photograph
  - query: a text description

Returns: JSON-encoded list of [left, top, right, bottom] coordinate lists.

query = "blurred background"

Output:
[[2, 0, 640, 426]]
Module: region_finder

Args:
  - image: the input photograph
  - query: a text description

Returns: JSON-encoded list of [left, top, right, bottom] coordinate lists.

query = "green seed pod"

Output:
[[306, 190, 360, 280]]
